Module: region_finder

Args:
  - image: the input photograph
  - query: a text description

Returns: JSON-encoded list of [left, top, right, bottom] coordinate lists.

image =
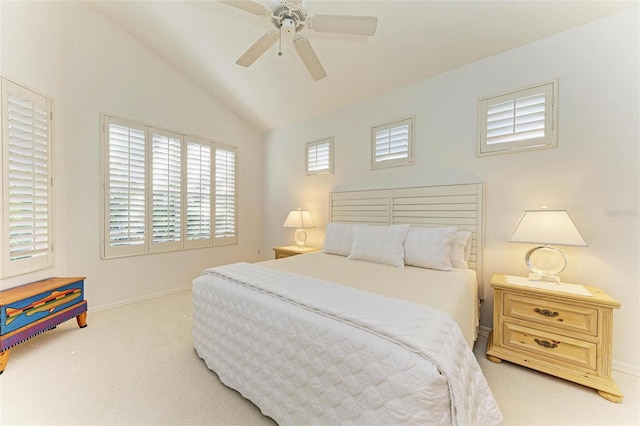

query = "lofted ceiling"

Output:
[[89, 0, 638, 133]]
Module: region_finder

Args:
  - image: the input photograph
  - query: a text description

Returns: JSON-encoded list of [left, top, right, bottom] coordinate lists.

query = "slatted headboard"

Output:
[[330, 183, 485, 296]]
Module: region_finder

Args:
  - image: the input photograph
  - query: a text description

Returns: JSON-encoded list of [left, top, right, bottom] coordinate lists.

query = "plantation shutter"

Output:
[[184, 139, 212, 249], [371, 117, 413, 169], [479, 81, 556, 154], [150, 129, 182, 252], [101, 116, 240, 257], [214, 146, 237, 245], [306, 138, 332, 175], [104, 117, 146, 257], [1, 79, 53, 277]]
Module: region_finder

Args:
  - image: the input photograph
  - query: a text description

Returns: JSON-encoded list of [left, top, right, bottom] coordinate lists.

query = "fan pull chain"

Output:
[[278, 27, 283, 56]]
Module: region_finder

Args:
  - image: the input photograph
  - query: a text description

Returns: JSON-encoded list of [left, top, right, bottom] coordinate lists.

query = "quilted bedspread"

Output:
[[193, 262, 502, 425]]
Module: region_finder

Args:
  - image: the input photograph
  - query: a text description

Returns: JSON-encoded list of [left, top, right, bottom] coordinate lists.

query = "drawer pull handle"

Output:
[[534, 338, 558, 349], [534, 308, 559, 317]]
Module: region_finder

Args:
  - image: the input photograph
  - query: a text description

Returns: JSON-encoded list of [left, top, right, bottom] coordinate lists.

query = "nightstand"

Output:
[[486, 273, 622, 403], [273, 245, 319, 259]]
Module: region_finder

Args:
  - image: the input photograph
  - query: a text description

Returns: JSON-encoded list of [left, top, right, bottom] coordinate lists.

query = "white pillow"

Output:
[[404, 226, 457, 271], [322, 223, 353, 256], [450, 231, 472, 269], [348, 224, 410, 268]]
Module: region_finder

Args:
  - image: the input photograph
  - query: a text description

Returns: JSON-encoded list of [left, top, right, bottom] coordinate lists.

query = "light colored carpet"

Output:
[[0, 289, 638, 425]]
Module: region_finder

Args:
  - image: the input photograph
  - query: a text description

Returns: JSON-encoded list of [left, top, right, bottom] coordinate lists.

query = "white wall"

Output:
[[1, 2, 264, 308], [263, 9, 639, 373]]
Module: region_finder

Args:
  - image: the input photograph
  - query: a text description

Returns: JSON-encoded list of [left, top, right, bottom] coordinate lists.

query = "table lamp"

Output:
[[283, 208, 315, 247], [508, 209, 587, 283]]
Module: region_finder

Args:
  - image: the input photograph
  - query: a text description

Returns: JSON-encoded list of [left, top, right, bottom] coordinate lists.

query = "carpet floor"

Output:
[[0, 289, 637, 425]]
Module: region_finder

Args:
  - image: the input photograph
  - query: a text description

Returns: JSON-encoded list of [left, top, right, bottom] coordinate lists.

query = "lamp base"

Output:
[[525, 245, 566, 284], [294, 229, 307, 247]]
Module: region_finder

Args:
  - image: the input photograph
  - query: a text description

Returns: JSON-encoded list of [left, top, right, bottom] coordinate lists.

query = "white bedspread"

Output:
[[193, 262, 502, 425], [262, 252, 479, 347]]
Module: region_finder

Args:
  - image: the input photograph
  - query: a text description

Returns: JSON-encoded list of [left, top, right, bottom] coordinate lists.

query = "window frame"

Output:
[[1, 77, 55, 278], [478, 80, 558, 156], [371, 117, 414, 170], [101, 114, 238, 259], [306, 136, 333, 176]]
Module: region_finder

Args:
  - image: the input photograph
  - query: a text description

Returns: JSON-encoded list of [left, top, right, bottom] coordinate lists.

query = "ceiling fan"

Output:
[[222, 0, 378, 81]]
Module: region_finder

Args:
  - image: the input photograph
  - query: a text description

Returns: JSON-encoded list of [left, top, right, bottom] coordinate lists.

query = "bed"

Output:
[[193, 183, 502, 425]]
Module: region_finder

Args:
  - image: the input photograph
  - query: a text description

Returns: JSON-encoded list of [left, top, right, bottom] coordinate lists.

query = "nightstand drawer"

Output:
[[504, 293, 598, 336], [503, 322, 597, 370]]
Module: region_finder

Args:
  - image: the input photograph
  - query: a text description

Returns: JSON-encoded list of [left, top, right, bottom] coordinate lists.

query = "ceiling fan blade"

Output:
[[293, 36, 327, 81], [236, 32, 279, 67], [310, 15, 378, 36], [287, 0, 302, 7], [221, 0, 269, 17]]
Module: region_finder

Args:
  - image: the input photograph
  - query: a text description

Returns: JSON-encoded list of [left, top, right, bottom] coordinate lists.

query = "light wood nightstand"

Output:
[[273, 245, 320, 259], [486, 273, 622, 403]]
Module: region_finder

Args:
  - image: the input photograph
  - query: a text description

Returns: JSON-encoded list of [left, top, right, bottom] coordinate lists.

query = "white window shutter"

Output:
[[184, 139, 212, 249], [479, 81, 557, 155], [306, 137, 333, 175], [1, 79, 54, 277], [214, 146, 237, 245], [150, 129, 182, 253], [104, 117, 147, 257], [371, 117, 414, 169], [102, 117, 240, 257]]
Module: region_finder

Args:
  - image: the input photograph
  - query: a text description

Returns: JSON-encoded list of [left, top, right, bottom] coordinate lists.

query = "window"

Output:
[[185, 138, 211, 249], [150, 129, 182, 253], [371, 117, 414, 169], [1, 77, 54, 278], [102, 115, 238, 259], [478, 80, 558, 156], [306, 137, 333, 175], [214, 146, 237, 244]]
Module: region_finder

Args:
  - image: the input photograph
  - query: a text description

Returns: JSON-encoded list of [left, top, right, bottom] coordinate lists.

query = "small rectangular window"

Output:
[[306, 137, 333, 175], [371, 117, 414, 169], [478, 80, 558, 156]]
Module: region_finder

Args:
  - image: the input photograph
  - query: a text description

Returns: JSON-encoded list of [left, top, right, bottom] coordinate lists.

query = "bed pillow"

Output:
[[450, 231, 472, 269], [403, 226, 457, 271], [322, 223, 353, 256], [348, 224, 410, 268]]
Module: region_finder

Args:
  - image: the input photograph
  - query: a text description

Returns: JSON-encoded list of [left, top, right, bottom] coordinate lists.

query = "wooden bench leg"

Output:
[[76, 312, 87, 328], [0, 350, 10, 374]]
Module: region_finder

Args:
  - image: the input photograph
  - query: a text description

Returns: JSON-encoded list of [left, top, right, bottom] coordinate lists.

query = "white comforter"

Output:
[[263, 252, 479, 347], [193, 262, 502, 425]]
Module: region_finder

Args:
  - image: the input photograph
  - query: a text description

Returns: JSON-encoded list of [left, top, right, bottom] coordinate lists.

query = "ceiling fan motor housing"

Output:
[[270, 1, 307, 33]]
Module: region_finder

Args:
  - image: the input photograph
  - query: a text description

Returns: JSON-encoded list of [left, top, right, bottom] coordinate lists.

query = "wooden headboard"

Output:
[[330, 183, 485, 296]]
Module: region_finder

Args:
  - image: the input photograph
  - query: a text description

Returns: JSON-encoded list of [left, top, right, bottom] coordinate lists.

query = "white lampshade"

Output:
[[509, 210, 587, 247], [282, 209, 315, 229]]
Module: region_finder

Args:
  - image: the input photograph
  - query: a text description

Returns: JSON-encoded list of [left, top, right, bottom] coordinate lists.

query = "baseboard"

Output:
[[479, 326, 639, 377], [89, 285, 192, 313], [478, 325, 491, 338], [612, 360, 640, 377]]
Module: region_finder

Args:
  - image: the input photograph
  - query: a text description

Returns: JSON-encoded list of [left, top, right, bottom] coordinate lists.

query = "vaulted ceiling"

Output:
[[90, 1, 637, 132]]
